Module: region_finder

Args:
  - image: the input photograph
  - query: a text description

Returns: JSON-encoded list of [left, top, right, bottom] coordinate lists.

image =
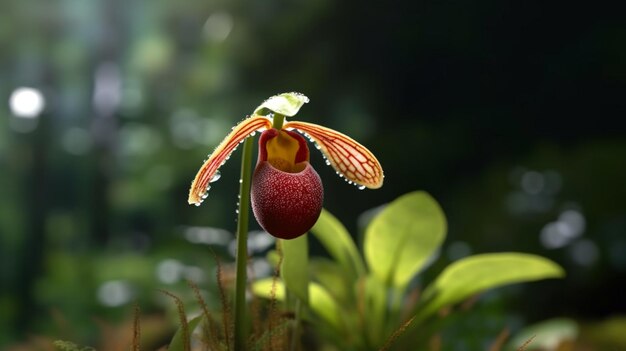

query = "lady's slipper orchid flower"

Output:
[[188, 93, 383, 239]]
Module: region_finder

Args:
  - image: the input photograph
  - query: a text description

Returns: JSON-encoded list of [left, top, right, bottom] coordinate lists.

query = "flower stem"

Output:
[[271, 113, 285, 130], [234, 137, 254, 351], [289, 299, 303, 351]]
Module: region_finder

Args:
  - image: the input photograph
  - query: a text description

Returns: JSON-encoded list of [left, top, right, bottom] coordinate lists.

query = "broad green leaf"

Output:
[[310, 258, 351, 303], [364, 191, 446, 288], [417, 253, 565, 321], [310, 208, 365, 279], [168, 315, 203, 351], [506, 318, 578, 351], [280, 236, 309, 304], [253, 279, 343, 331], [253, 92, 309, 117]]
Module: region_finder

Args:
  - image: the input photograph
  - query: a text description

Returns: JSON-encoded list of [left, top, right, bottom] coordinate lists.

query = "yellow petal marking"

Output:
[[284, 121, 384, 189], [188, 115, 272, 205], [266, 130, 306, 173]]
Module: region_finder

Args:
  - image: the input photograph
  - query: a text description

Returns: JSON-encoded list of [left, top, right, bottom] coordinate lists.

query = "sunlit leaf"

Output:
[[253, 92, 309, 117], [252, 279, 343, 331], [280, 236, 309, 304], [310, 208, 365, 279], [310, 258, 351, 303], [364, 191, 446, 288], [168, 315, 203, 351], [506, 318, 578, 351], [417, 253, 565, 321]]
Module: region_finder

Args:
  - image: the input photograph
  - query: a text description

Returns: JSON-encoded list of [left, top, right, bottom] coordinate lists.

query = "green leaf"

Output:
[[280, 236, 309, 304], [168, 315, 203, 351], [361, 274, 388, 347], [506, 318, 578, 351], [253, 92, 309, 117], [364, 191, 446, 288], [310, 208, 365, 279], [310, 258, 351, 303], [417, 253, 565, 321], [252, 279, 343, 331], [53, 341, 95, 351]]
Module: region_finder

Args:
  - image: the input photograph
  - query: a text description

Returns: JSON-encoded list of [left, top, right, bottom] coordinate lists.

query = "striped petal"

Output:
[[188, 115, 272, 205], [284, 121, 384, 189]]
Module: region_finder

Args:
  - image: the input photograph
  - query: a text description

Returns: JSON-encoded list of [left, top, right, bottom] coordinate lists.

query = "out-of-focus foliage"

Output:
[[1, 0, 625, 348]]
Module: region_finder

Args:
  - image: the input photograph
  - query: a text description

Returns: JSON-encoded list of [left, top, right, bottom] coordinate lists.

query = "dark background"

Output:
[[1, 0, 624, 348]]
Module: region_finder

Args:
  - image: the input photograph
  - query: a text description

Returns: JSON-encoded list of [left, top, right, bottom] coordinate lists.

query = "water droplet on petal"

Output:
[[210, 170, 221, 183], [314, 143, 321, 150], [235, 209, 239, 214], [250, 131, 256, 136], [194, 203, 201, 207], [239, 179, 243, 184], [325, 160, 331, 166], [202, 193, 209, 199], [358, 185, 366, 190]]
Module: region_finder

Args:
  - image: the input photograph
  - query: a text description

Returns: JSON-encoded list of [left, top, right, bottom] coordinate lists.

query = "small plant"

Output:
[[253, 191, 564, 350], [187, 92, 384, 350]]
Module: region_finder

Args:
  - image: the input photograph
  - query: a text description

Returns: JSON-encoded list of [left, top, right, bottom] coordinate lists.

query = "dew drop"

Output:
[[235, 209, 239, 214], [239, 179, 243, 184], [325, 160, 331, 166], [202, 193, 209, 199], [358, 185, 366, 190], [194, 203, 201, 207], [210, 170, 221, 183], [314, 143, 321, 150], [250, 131, 256, 136]]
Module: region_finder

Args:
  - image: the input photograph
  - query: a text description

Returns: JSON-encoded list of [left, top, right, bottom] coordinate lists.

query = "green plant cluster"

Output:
[[251, 191, 564, 350]]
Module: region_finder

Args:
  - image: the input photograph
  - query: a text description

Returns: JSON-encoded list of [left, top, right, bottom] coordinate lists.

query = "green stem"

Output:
[[271, 113, 285, 130], [289, 299, 303, 351], [234, 137, 254, 351]]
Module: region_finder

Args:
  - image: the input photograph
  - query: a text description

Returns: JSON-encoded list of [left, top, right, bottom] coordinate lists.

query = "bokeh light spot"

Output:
[[97, 280, 134, 307], [9, 87, 45, 118], [570, 239, 599, 266], [521, 171, 545, 194], [156, 259, 184, 284], [203, 12, 234, 42]]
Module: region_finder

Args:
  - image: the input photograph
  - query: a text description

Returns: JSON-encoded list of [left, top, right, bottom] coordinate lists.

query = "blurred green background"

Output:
[[1, 0, 625, 349]]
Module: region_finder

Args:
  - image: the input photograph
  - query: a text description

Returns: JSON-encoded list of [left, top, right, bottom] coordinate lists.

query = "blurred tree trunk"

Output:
[[89, 0, 125, 246]]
